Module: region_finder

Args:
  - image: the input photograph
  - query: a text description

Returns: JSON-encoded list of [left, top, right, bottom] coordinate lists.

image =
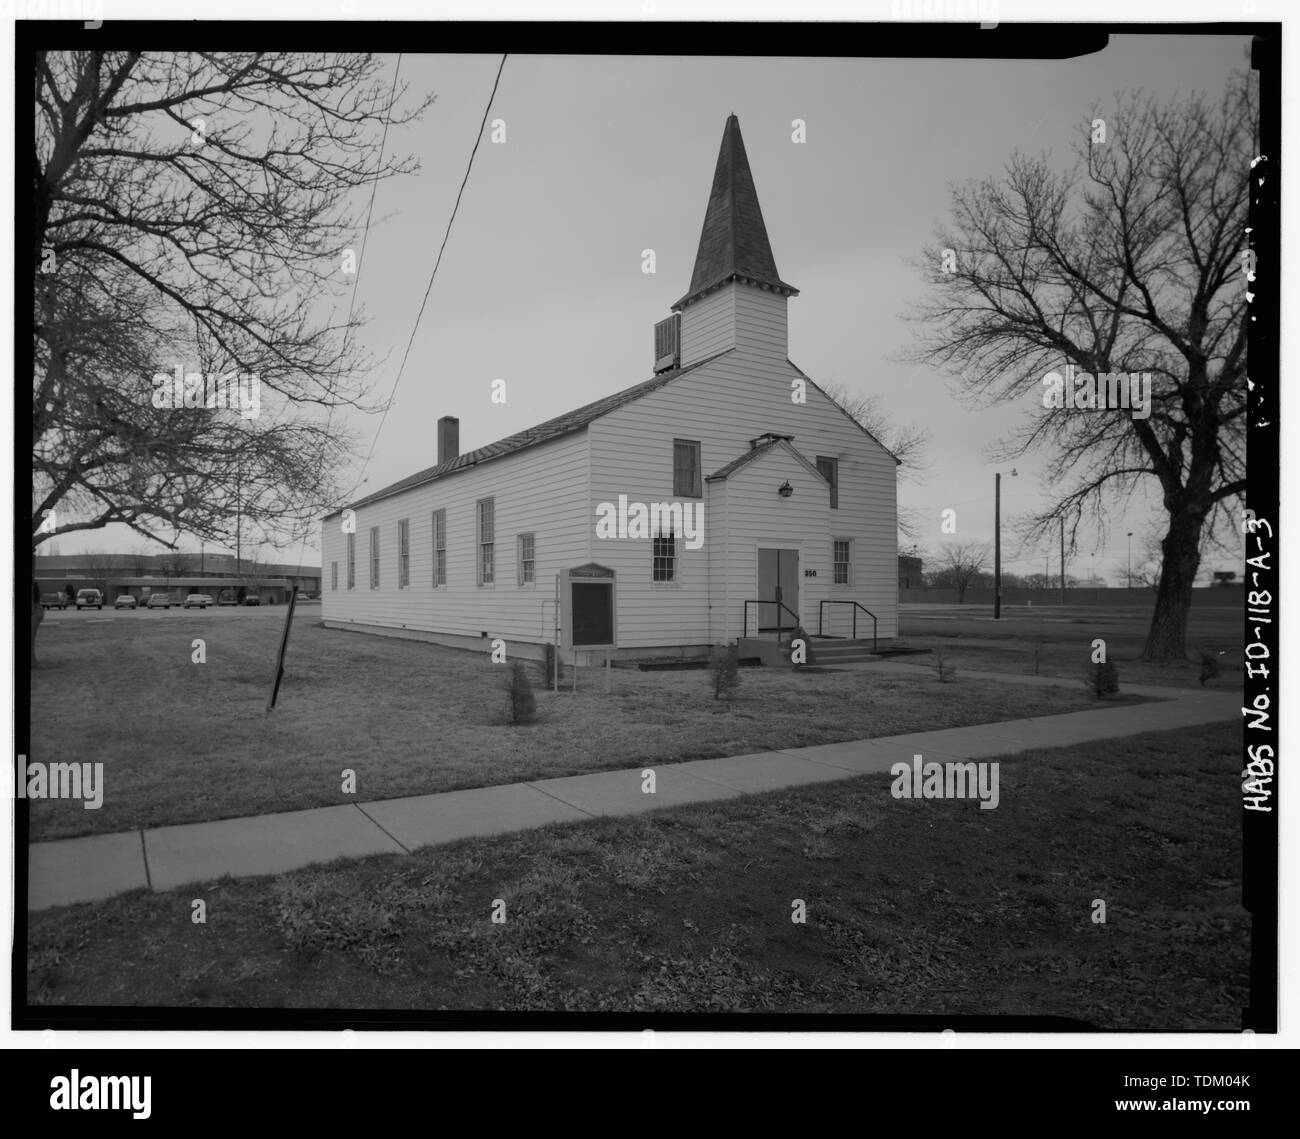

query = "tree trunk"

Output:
[[1142, 506, 1206, 662], [31, 594, 43, 667]]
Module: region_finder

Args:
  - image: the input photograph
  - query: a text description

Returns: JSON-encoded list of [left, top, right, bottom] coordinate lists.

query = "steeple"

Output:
[[672, 114, 798, 312]]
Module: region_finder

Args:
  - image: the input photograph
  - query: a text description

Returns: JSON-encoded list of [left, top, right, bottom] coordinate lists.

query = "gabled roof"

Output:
[[672, 114, 798, 311], [785, 358, 903, 466], [325, 351, 731, 518], [706, 437, 830, 484]]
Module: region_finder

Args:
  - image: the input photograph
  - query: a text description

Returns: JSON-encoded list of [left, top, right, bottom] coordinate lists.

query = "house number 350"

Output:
[[804, 569, 817, 577]]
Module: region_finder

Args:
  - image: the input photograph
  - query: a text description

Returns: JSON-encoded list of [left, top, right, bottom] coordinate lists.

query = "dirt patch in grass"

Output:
[[29, 614, 1151, 840], [26, 722, 1247, 1026]]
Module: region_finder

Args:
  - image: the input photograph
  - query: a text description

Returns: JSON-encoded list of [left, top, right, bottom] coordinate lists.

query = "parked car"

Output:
[[40, 592, 68, 610], [244, 592, 261, 606], [145, 593, 172, 610], [114, 595, 138, 610], [216, 589, 241, 606], [75, 588, 104, 610], [183, 593, 213, 609]]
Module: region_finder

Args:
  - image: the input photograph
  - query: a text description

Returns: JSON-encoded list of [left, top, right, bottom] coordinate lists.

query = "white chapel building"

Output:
[[321, 114, 900, 660]]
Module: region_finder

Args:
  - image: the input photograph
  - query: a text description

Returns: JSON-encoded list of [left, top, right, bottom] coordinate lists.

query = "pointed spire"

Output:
[[673, 114, 797, 311]]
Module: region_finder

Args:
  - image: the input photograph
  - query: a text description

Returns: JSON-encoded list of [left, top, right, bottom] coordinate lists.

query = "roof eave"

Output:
[[671, 273, 799, 313]]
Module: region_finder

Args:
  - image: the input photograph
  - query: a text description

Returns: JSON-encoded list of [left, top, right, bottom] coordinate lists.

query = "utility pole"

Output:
[[235, 464, 242, 581], [994, 468, 1016, 619], [1059, 517, 1066, 606], [1127, 531, 1133, 590], [994, 472, 1002, 619]]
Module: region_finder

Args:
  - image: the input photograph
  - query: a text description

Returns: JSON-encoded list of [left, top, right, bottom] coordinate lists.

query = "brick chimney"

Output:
[[437, 416, 459, 465]]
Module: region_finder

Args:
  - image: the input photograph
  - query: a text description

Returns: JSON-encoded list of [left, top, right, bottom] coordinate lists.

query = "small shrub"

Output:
[[932, 650, 958, 683], [1198, 650, 1221, 687], [505, 661, 537, 724], [1084, 659, 1120, 699], [1029, 639, 1046, 675], [535, 642, 561, 687], [710, 641, 741, 700]]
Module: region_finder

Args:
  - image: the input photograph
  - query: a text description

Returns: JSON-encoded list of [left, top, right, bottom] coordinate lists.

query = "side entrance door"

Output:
[[757, 547, 799, 633], [571, 581, 613, 646]]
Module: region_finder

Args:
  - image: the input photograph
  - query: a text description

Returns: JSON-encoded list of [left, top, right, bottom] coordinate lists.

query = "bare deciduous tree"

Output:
[[31, 51, 432, 657], [906, 74, 1254, 660], [932, 541, 992, 603]]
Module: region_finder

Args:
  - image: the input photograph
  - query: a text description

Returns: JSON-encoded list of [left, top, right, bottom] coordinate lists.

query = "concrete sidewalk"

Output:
[[27, 674, 1241, 911]]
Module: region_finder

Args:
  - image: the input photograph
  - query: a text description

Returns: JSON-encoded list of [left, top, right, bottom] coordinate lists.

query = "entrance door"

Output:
[[572, 582, 613, 645], [757, 548, 799, 632]]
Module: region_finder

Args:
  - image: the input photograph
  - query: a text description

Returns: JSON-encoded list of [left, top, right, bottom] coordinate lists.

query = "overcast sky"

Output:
[[58, 34, 1252, 583]]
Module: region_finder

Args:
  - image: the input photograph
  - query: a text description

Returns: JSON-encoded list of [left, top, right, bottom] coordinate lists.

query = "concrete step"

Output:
[[807, 641, 878, 655], [784, 639, 882, 665]]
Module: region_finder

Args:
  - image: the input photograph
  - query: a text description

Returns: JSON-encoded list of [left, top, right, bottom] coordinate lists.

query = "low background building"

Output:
[[36, 552, 320, 606]]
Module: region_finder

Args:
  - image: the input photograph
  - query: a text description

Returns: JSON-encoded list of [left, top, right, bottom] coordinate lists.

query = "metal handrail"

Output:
[[817, 599, 878, 653], [742, 598, 802, 640]]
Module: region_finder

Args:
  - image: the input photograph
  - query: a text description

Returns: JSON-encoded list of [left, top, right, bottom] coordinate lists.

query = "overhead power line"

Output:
[[349, 52, 508, 499]]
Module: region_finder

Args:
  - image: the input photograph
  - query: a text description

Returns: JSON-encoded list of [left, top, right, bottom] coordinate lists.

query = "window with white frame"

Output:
[[432, 509, 446, 586], [397, 518, 410, 588], [653, 528, 676, 582], [517, 532, 535, 585], [477, 498, 495, 585], [331, 562, 338, 591], [673, 439, 702, 497], [369, 526, 380, 589], [346, 533, 355, 589], [833, 538, 852, 585]]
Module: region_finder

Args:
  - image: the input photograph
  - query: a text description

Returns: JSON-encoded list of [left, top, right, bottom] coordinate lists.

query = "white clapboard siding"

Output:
[[679, 289, 736, 366], [589, 338, 898, 646], [706, 480, 729, 643], [709, 445, 831, 639], [320, 294, 897, 651], [320, 430, 590, 645], [680, 284, 789, 368], [732, 286, 789, 362]]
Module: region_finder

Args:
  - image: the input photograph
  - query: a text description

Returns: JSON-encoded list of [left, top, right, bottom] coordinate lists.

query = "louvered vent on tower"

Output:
[[653, 313, 680, 373]]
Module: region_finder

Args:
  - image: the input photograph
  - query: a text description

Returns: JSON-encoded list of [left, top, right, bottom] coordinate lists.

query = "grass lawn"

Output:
[[900, 603, 1245, 690], [25, 722, 1247, 1026], [30, 611, 1151, 841]]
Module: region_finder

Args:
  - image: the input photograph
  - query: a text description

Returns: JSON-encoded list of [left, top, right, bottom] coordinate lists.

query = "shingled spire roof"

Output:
[[672, 113, 798, 311]]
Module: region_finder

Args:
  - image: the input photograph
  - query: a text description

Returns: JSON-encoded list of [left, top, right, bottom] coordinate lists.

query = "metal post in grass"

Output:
[[265, 585, 299, 713]]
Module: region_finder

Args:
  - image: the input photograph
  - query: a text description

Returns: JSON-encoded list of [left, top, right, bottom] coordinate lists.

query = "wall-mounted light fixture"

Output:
[[778, 481, 794, 498]]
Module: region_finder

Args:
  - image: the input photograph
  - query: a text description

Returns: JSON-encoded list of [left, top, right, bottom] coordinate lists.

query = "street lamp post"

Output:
[[1127, 531, 1133, 590], [994, 468, 1017, 619]]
